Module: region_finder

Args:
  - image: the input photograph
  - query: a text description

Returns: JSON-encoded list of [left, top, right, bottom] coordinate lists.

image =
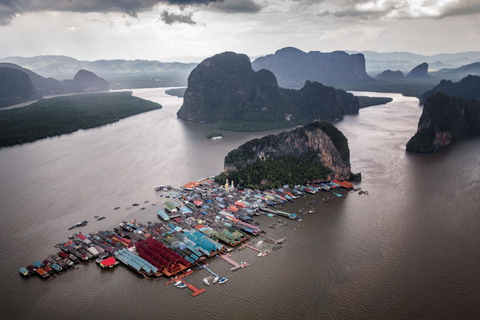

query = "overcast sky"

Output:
[[1, 0, 479, 61]]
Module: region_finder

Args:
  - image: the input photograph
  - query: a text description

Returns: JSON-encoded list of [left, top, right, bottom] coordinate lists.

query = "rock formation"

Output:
[[219, 121, 351, 189], [177, 52, 359, 128], [406, 93, 480, 153], [407, 62, 429, 78], [252, 47, 371, 88], [0, 67, 38, 107], [62, 70, 110, 93], [419, 75, 480, 105], [376, 70, 404, 80]]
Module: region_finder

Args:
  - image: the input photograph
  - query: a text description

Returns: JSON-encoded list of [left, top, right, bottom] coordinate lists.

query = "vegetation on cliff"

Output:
[[218, 121, 351, 189], [0, 92, 162, 148], [407, 93, 480, 153]]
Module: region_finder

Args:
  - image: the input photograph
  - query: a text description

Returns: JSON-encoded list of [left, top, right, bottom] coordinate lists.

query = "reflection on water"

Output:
[[1, 88, 479, 319]]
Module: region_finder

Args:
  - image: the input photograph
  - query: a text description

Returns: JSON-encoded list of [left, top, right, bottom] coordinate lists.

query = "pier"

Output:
[[182, 279, 206, 297], [220, 253, 249, 271]]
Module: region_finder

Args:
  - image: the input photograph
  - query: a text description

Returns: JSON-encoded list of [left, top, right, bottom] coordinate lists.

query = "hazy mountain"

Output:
[[0, 63, 109, 99], [0, 55, 196, 89], [420, 75, 480, 105], [252, 47, 371, 88], [347, 50, 480, 74], [407, 63, 430, 78], [431, 62, 480, 81]]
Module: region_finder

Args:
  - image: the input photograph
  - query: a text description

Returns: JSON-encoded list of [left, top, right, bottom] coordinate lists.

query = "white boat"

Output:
[[219, 277, 228, 284], [154, 185, 164, 191], [176, 283, 186, 288], [174, 281, 182, 286], [212, 276, 219, 284], [203, 278, 210, 286]]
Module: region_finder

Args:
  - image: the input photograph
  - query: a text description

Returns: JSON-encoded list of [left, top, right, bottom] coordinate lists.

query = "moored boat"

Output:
[[203, 278, 210, 286], [219, 277, 228, 284], [19, 267, 30, 276]]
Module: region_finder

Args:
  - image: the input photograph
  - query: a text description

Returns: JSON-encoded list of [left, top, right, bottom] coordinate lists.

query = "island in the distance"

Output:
[[0, 92, 162, 148], [216, 121, 352, 190], [177, 52, 360, 131]]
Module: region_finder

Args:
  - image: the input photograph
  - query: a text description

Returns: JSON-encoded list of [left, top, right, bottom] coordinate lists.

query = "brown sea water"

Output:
[[0, 89, 479, 319]]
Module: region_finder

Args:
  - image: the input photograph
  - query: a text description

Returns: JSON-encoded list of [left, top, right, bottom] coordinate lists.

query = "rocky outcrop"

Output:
[[62, 70, 110, 93], [252, 47, 371, 88], [177, 52, 359, 127], [220, 121, 351, 189], [376, 70, 404, 80], [406, 93, 480, 153], [407, 62, 429, 78], [0, 67, 38, 107], [419, 75, 480, 105]]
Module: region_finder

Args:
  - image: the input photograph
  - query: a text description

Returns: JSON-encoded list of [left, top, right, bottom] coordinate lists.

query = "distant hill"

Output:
[[431, 62, 480, 81], [0, 63, 109, 98], [420, 75, 480, 105], [407, 93, 480, 153], [347, 50, 480, 74], [0, 55, 196, 89], [407, 63, 430, 78], [177, 52, 359, 131], [252, 47, 371, 88], [376, 70, 404, 80], [0, 67, 39, 108]]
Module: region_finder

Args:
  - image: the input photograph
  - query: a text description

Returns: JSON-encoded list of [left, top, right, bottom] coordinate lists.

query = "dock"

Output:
[[182, 279, 206, 297], [164, 269, 194, 285], [220, 253, 249, 271], [245, 244, 261, 253]]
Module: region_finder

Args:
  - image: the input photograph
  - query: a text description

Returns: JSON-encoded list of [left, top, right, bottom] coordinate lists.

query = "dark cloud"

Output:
[[207, 0, 264, 14], [160, 10, 198, 25], [437, 0, 480, 19], [0, 0, 221, 26]]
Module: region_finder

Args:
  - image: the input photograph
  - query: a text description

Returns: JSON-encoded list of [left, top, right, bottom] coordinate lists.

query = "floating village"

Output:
[[19, 178, 358, 297]]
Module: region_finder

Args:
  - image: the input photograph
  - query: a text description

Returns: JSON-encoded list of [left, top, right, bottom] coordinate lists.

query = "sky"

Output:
[[0, 0, 480, 61]]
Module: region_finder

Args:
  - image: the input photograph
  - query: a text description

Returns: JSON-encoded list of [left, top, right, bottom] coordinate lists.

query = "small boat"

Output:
[[257, 250, 270, 257], [213, 276, 219, 284], [203, 278, 210, 286], [176, 283, 187, 288], [174, 280, 183, 286], [272, 245, 283, 250], [218, 277, 228, 284], [19, 267, 30, 276], [154, 185, 165, 191]]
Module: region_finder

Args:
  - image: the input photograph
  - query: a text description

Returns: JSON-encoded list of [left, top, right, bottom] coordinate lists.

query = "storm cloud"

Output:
[[0, 0, 221, 25], [160, 10, 198, 25]]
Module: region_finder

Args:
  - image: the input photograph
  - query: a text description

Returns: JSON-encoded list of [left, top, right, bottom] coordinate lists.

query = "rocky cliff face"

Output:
[[376, 70, 404, 80], [406, 93, 480, 153], [177, 52, 359, 126], [407, 62, 429, 78], [221, 121, 351, 188], [252, 47, 371, 88], [419, 75, 480, 105], [0, 67, 38, 107]]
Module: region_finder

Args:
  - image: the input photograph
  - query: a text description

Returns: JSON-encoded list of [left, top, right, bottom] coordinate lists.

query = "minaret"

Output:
[[231, 180, 234, 189], [225, 179, 229, 189]]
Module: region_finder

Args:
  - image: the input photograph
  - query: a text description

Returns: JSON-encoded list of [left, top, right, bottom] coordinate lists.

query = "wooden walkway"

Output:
[[220, 254, 249, 271]]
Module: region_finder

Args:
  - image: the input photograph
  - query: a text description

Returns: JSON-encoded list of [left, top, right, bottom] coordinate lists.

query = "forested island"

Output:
[[0, 92, 162, 148], [216, 121, 351, 190]]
